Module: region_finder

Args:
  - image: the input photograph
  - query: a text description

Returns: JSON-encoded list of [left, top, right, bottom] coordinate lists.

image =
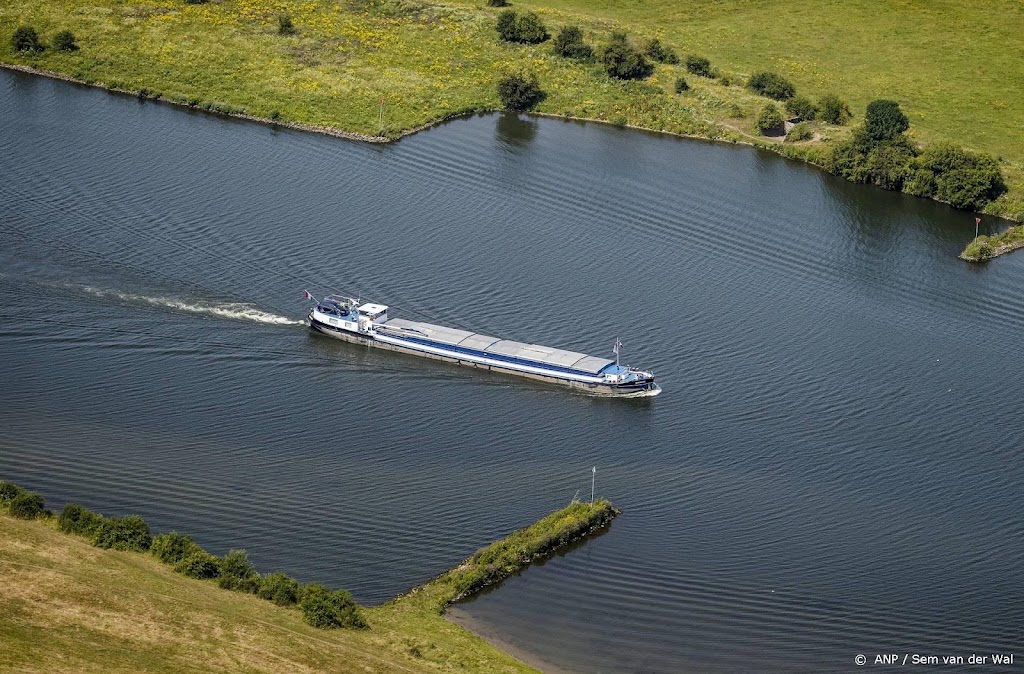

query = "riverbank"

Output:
[[2, 0, 1022, 224], [960, 225, 1024, 262], [1, 497, 616, 672]]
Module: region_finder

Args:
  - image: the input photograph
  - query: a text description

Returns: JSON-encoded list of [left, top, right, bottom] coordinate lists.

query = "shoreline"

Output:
[[4, 60, 1018, 254]]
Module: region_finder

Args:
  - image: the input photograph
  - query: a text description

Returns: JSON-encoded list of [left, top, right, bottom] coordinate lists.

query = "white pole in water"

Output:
[[591, 466, 596, 503]]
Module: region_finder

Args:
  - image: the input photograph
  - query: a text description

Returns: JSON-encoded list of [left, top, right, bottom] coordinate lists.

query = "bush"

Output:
[[747, 71, 796, 100], [11, 26, 44, 54], [864, 142, 915, 190], [9, 491, 45, 519], [93, 515, 152, 551], [0, 481, 24, 505], [218, 549, 260, 591], [151, 531, 202, 565], [486, 0, 509, 5], [300, 584, 367, 629], [600, 32, 653, 80], [184, 0, 208, 4], [785, 95, 817, 121], [685, 54, 712, 77], [865, 99, 909, 141], [819, 93, 851, 125], [914, 143, 1006, 210], [258, 572, 301, 606], [552, 25, 592, 60], [496, 10, 548, 44], [674, 77, 689, 93], [754, 103, 783, 135], [175, 550, 222, 579], [58, 503, 103, 536], [643, 38, 678, 64], [963, 237, 993, 261], [53, 30, 77, 52], [497, 71, 543, 111], [785, 121, 813, 142], [277, 14, 296, 35]]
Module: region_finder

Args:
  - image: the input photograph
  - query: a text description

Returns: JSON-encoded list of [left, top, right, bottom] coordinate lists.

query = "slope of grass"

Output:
[[2, 0, 1021, 218], [0, 512, 535, 673]]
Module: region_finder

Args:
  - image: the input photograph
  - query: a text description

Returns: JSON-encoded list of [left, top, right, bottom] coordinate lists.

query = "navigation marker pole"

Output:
[[591, 466, 596, 503], [975, 216, 982, 241]]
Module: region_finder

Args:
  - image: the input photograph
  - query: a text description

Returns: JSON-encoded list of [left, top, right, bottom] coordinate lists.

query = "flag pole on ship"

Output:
[[613, 337, 623, 366]]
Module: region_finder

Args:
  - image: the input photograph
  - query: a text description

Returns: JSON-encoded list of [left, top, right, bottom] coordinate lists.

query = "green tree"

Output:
[[865, 99, 909, 141], [92, 515, 152, 551], [218, 548, 261, 592], [747, 71, 796, 100], [819, 94, 851, 125], [258, 572, 301, 606], [301, 584, 367, 629], [495, 9, 517, 41], [552, 25, 592, 60], [600, 33, 652, 80], [9, 491, 45, 519], [785, 95, 817, 120], [755, 103, 783, 135], [513, 12, 548, 44], [58, 503, 103, 536], [11, 26, 44, 54], [497, 71, 543, 111], [175, 551, 222, 579], [151, 531, 202, 564], [685, 54, 712, 77]]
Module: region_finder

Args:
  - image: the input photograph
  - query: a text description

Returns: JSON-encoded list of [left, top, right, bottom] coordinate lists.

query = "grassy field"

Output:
[[0, 498, 616, 673], [0, 512, 534, 673], [1, 0, 1021, 217]]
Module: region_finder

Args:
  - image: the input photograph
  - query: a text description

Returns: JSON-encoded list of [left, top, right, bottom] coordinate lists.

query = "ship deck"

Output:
[[377, 318, 619, 377]]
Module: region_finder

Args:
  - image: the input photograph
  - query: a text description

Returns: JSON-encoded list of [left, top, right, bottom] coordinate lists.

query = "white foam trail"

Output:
[[81, 287, 305, 326]]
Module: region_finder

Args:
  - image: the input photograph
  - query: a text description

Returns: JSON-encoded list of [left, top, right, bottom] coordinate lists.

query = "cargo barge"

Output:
[[305, 293, 661, 397]]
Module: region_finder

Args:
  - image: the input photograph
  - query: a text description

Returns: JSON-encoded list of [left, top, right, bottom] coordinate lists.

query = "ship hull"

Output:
[[309, 316, 661, 398]]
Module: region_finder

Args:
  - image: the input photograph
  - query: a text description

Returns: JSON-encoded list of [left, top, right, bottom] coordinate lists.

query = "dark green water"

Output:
[[2, 69, 1022, 672]]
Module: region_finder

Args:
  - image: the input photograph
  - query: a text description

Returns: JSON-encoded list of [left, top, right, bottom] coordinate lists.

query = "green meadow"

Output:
[[1, 0, 1021, 217]]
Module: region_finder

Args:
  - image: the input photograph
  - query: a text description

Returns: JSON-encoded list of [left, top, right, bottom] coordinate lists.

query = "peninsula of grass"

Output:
[[960, 225, 1024, 263], [3, 0, 1021, 224], [0, 479, 618, 673]]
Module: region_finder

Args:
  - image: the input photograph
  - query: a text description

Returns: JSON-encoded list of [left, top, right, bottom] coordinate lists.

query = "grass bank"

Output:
[[960, 225, 1024, 263], [0, 490, 616, 673], [2, 0, 1021, 220]]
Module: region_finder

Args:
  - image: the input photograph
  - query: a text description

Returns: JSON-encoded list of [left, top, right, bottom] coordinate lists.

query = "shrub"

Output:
[[11, 26, 45, 54], [218, 548, 260, 591], [258, 572, 301, 606], [914, 143, 1005, 210], [864, 142, 915, 190], [865, 99, 909, 141], [175, 550, 222, 579], [495, 10, 547, 43], [643, 38, 678, 64], [277, 14, 296, 35], [552, 25, 592, 60], [0, 481, 24, 505], [53, 30, 77, 52], [600, 32, 653, 80], [514, 12, 547, 44], [674, 77, 689, 93], [747, 71, 796, 100], [9, 491, 45, 519], [497, 71, 543, 111], [93, 515, 152, 551], [486, 0, 509, 5], [300, 584, 367, 629], [963, 236, 993, 261], [58, 503, 103, 536], [151, 531, 202, 564], [184, 0, 208, 4], [785, 95, 817, 121], [685, 54, 712, 77], [786, 121, 813, 142], [754, 103, 783, 135], [819, 94, 851, 125]]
